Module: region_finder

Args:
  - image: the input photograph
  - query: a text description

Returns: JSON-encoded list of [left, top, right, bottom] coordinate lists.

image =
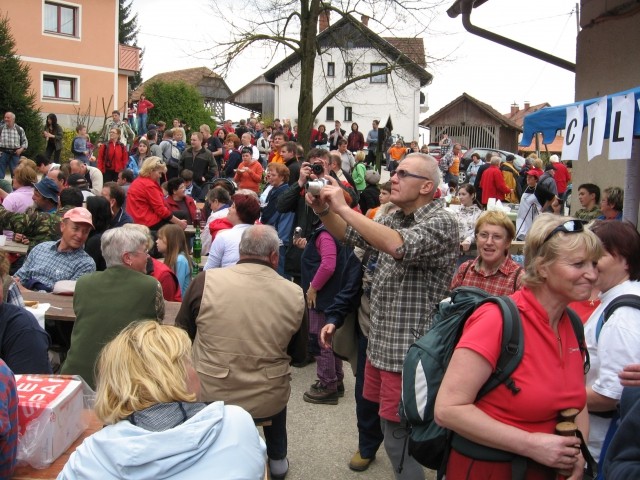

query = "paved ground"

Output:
[[266, 361, 437, 480]]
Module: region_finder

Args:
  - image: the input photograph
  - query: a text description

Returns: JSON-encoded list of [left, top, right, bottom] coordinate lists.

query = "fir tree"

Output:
[[119, 0, 143, 91], [0, 13, 44, 157]]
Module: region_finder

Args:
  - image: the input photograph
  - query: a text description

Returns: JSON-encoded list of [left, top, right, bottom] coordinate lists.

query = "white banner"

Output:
[[562, 105, 583, 160], [609, 94, 635, 160], [586, 96, 608, 161]]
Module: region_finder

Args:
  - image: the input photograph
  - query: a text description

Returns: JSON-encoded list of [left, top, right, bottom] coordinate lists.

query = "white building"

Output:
[[228, 13, 432, 142]]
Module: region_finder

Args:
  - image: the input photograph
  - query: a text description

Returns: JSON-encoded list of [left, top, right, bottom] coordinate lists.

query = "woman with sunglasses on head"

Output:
[[583, 220, 640, 464], [450, 210, 524, 295], [436, 213, 602, 480]]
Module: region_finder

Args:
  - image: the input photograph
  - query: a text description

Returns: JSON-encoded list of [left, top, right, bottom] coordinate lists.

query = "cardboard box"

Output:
[[15, 375, 85, 467]]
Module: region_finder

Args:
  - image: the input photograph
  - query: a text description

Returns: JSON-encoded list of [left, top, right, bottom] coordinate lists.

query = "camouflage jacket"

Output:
[[0, 205, 74, 251]]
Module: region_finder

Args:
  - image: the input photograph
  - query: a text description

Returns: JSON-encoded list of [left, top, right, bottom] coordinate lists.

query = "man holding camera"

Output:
[[277, 148, 358, 284], [314, 153, 458, 479]]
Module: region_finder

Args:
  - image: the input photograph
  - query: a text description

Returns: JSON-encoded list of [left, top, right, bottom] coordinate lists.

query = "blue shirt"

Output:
[[15, 240, 96, 291]]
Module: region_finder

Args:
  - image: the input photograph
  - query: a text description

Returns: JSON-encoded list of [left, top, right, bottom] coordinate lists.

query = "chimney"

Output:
[[319, 8, 330, 32], [361, 15, 369, 27], [510, 103, 519, 116], [524, 100, 530, 110]]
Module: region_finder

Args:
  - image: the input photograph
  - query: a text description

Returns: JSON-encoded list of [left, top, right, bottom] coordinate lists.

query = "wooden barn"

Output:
[[420, 92, 521, 151]]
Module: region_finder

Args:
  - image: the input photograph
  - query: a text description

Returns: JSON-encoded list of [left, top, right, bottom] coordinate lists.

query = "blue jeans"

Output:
[[137, 113, 148, 135], [0, 151, 20, 178], [356, 327, 384, 459], [255, 406, 287, 460]]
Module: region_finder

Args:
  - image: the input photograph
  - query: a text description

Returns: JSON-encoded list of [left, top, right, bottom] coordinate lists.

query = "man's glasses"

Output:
[[542, 220, 587, 245], [392, 169, 431, 181]]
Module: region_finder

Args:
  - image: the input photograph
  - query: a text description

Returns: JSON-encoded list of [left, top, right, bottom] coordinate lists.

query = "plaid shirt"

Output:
[[0, 123, 28, 150], [450, 256, 524, 297], [15, 240, 96, 291], [344, 199, 458, 371]]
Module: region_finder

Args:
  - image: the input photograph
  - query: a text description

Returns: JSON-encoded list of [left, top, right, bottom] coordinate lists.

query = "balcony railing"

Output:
[[118, 44, 140, 74]]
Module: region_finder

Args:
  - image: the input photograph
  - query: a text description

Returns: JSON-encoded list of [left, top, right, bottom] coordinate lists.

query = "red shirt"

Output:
[[97, 141, 128, 173], [553, 162, 571, 195], [136, 99, 154, 115], [458, 287, 587, 432], [150, 258, 181, 302], [479, 165, 511, 204]]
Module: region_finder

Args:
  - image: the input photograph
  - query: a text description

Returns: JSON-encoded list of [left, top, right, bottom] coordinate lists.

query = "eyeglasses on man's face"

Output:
[[392, 169, 431, 181]]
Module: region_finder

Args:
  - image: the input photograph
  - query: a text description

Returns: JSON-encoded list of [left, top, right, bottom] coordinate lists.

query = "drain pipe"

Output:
[[448, 0, 576, 72]]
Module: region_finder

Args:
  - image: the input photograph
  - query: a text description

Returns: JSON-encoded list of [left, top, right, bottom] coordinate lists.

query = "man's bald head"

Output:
[[239, 225, 279, 260], [69, 160, 86, 174]]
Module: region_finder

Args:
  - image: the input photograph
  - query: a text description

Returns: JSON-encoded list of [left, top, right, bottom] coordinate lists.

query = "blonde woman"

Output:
[[58, 321, 266, 479]]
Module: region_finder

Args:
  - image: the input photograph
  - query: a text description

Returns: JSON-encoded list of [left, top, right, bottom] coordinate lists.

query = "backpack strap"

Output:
[[566, 307, 590, 374], [512, 266, 523, 292], [477, 296, 523, 399], [596, 294, 640, 342]]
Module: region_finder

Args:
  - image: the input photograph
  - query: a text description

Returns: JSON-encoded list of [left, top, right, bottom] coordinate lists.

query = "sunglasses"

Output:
[[392, 169, 431, 181], [542, 219, 587, 245]]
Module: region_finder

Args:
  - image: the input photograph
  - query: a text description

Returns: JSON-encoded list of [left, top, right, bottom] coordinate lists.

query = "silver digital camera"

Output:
[[305, 178, 330, 196]]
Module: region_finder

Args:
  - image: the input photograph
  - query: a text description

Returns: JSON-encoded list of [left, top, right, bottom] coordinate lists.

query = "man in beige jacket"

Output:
[[175, 224, 307, 480]]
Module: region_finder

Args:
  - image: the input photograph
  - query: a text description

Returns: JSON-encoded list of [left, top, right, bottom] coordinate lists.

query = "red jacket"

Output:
[[136, 99, 154, 115], [164, 194, 197, 224], [553, 162, 571, 195], [480, 165, 511, 204], [150, 258, 181, 302], [126, 176, 174, 227], [98, 141, 129, 173]]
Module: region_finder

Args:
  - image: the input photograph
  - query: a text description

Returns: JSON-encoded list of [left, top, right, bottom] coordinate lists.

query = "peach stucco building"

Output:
[[4, 0, 139, 130]]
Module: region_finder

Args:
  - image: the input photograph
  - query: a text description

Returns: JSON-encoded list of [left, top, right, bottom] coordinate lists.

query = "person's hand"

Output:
[[461, 240, 471, 252], [293, 237, 307, 250], [566, 452, 586, 480], [306, 285, 317, 309], [315, 176, 349, 214], [320, 324, 336, 349], [298, 162, 313, 187], [526, 432, 581, 471], [179, 219, 188, 230], [619, 364, 640, 386], [16, 148, 24, 156]]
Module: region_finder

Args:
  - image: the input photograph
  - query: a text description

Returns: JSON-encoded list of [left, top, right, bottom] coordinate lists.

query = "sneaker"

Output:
[[310, 379, 345, 397], [349, 450, 375, 471], [303, 384, 339, 405]]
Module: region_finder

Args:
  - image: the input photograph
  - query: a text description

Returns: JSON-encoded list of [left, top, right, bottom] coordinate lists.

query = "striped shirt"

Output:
[[0, 123, 28, 150], [344, 199, 459, 372]]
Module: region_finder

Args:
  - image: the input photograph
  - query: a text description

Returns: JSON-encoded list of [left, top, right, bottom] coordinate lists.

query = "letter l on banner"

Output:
[[562, 105, 583, 160], [609, 94, 635, 160], [586, 96, 608, 161]]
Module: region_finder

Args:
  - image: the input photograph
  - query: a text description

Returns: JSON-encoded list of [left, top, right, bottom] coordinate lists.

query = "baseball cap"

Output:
[[63, 207, 94, 228], [33, 177, 59, 203], [526, 169, 542, 178], [67, 173, 89, 189]]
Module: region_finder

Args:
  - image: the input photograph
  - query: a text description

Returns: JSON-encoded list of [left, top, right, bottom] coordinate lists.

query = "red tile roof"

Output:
[[504, 102, 550, 127], [382, 37, 426, 67], [131, 67, 223, 100]]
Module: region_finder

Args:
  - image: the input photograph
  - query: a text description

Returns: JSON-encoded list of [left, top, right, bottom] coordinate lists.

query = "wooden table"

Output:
[[22, 291, 182, 326], [13, 411, 102, 480], [0, 239, 29, 255]]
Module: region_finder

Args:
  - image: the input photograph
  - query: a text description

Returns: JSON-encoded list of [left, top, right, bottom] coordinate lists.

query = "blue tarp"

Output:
[[520, 85, 640, 146]]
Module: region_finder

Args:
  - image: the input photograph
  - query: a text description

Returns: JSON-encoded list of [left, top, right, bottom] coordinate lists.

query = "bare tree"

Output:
[[203, 0, 444, 151]]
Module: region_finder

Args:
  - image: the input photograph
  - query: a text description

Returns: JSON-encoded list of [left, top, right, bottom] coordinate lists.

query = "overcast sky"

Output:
[[134, 0, 578, 121]]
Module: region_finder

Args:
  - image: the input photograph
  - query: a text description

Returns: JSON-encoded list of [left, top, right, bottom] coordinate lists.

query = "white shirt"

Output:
[[584, 279, 640, 461], [204, 223, 252, 269]]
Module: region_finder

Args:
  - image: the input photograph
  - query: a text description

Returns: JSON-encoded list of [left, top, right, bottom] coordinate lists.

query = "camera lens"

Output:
[[311, 164, 324, 175]]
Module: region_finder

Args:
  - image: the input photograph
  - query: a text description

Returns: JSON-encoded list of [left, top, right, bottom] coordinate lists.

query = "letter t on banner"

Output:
[[609, 94, 635, 160], [562, 105, 583, 160], [586, 96, 608, 161]]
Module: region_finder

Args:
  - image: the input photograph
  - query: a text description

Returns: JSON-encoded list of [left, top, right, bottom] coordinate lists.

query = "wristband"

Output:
[[315, 205, 331, 217]]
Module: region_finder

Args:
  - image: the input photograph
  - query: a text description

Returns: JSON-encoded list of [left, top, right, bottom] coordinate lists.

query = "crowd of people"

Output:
[[0, 108, 637, 480]]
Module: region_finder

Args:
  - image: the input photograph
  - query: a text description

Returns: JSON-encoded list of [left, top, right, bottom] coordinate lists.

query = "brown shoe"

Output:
[[303, 384, 339, 405], [310, 380, 345, 397], [349, 450, 375, 471]]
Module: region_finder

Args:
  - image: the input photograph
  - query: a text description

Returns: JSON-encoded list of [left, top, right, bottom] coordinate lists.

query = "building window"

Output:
[[327, 62, 335, 77], [326, 106, 334, 121], [44, 2, 78, 36], [344, 107, 353, 122], [43, 75, 76, 101], [345, 62, 353, 78], [370, 63, 388, 83]]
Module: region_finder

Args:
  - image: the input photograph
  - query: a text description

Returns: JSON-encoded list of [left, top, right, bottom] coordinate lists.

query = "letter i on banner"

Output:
[[586, 96, 608, 161], [609, 94, 635, 160], [562, 105, 583, 161]]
